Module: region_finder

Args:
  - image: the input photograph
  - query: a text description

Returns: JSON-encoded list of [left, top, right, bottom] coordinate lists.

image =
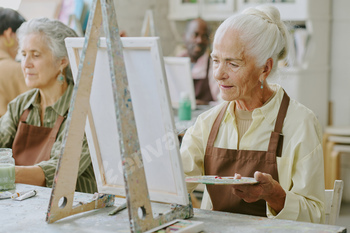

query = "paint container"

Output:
[[178, 92, 192, 121], [0, 149, 15, 191]]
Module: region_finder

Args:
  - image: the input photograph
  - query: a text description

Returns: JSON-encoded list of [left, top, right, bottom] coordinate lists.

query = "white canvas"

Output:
[[65, 37, 188, 205], [163, 57, 196, 110]]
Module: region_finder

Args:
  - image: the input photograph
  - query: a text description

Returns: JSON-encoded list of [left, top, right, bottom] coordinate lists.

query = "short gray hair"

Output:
[[214, 5, 292, 74], [17, 18, 78, 80]]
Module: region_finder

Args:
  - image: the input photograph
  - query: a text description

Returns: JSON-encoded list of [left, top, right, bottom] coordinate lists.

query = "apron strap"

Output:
[[19, 108, 31, 122], [273, 91, 290, 133], [267, 90, 290, 157], [48, 115, 65, 139], [47, 108, 68, 139], [205, 102, 230, 155]]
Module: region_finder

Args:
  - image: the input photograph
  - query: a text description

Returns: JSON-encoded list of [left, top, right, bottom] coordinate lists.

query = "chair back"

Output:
[[325, 180, 344, 225]]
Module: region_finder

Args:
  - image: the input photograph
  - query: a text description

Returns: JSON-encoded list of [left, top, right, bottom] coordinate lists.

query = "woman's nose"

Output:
[[214, 64, 228, 81], [22, 56, 33, 68]]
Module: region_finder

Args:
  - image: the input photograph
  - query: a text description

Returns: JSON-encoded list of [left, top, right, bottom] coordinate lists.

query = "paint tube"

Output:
[[10, 190, 29, 199], [0, 191, 13, 200], [108, 202, 127, 215], [12, 190, 37, 201]]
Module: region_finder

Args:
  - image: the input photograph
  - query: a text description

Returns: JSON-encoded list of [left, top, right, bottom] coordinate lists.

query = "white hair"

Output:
[[17, 18, 78, 81], [214, 5, 292, 74]]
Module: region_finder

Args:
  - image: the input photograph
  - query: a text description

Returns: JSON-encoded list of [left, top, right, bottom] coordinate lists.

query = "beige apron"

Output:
[[12, 107, 65, 166], [204, 91, 290, 216], [193, 56, 213, 103]]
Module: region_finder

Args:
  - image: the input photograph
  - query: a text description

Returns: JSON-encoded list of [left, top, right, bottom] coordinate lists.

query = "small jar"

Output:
[[178, 92, 192, 121], [0, 148, 15, 191]]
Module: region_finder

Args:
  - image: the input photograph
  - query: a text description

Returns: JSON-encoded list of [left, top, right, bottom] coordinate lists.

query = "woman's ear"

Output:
[[3, 28, 15, 45], [59, 57, 69, 72], [3, 28, 14, 39], [261, 58, 273, 81]]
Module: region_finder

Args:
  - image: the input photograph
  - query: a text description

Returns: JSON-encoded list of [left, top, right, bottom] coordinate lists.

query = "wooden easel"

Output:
[[45, 0, 193, 232], [141, 9, 156, 37]]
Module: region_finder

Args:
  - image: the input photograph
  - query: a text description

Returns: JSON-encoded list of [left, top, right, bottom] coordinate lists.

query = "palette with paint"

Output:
[[185, 176, 258, 185]]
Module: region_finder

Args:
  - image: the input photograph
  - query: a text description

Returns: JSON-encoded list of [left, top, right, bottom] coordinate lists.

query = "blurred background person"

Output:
[[0, 7, 28, 117], [177, 18, 220, 105]]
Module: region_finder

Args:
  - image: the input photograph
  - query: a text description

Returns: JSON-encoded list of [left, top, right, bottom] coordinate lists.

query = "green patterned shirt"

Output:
[[0, 81, 97, 193]]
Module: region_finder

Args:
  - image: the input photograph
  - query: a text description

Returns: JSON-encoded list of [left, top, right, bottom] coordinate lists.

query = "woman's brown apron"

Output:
[[12, 107, 65, 166], [204, 91, 290, 216]]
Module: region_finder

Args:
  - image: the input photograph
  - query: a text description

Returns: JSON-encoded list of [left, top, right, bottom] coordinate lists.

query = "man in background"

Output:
[[178, 18, 220, 105]]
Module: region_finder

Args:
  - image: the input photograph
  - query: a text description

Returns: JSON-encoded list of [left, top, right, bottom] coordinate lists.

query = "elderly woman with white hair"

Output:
[[181, 5, 324, 223], [0, 18, 96, 193]]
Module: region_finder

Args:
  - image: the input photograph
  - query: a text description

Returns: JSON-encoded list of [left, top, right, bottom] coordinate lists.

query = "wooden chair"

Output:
[[323, 126, 350, 189], [325, 180, 344, 225]]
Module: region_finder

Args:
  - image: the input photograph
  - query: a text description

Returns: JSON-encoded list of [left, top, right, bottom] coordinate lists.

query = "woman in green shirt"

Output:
[[0, 18, 97, 193]]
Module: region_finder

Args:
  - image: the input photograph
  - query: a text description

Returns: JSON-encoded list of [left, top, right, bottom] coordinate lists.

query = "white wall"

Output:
[[330, 0, 350, 126], [114, 0, 177, 56], [113, 0, 220, 57]]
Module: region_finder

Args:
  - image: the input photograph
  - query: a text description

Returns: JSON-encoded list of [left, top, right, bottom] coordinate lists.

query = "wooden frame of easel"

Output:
[[65, 37, 190, 205], [141, 9, 156, 37], [45, 0, 193, 232]]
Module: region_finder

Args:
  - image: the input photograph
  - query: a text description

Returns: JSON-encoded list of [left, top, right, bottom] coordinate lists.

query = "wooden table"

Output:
[[0, 184, 346, 233]]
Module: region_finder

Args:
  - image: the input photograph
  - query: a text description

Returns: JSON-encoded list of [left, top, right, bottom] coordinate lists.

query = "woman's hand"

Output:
[[15, 165, 46, 187], [232, 171, 286, 214]]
